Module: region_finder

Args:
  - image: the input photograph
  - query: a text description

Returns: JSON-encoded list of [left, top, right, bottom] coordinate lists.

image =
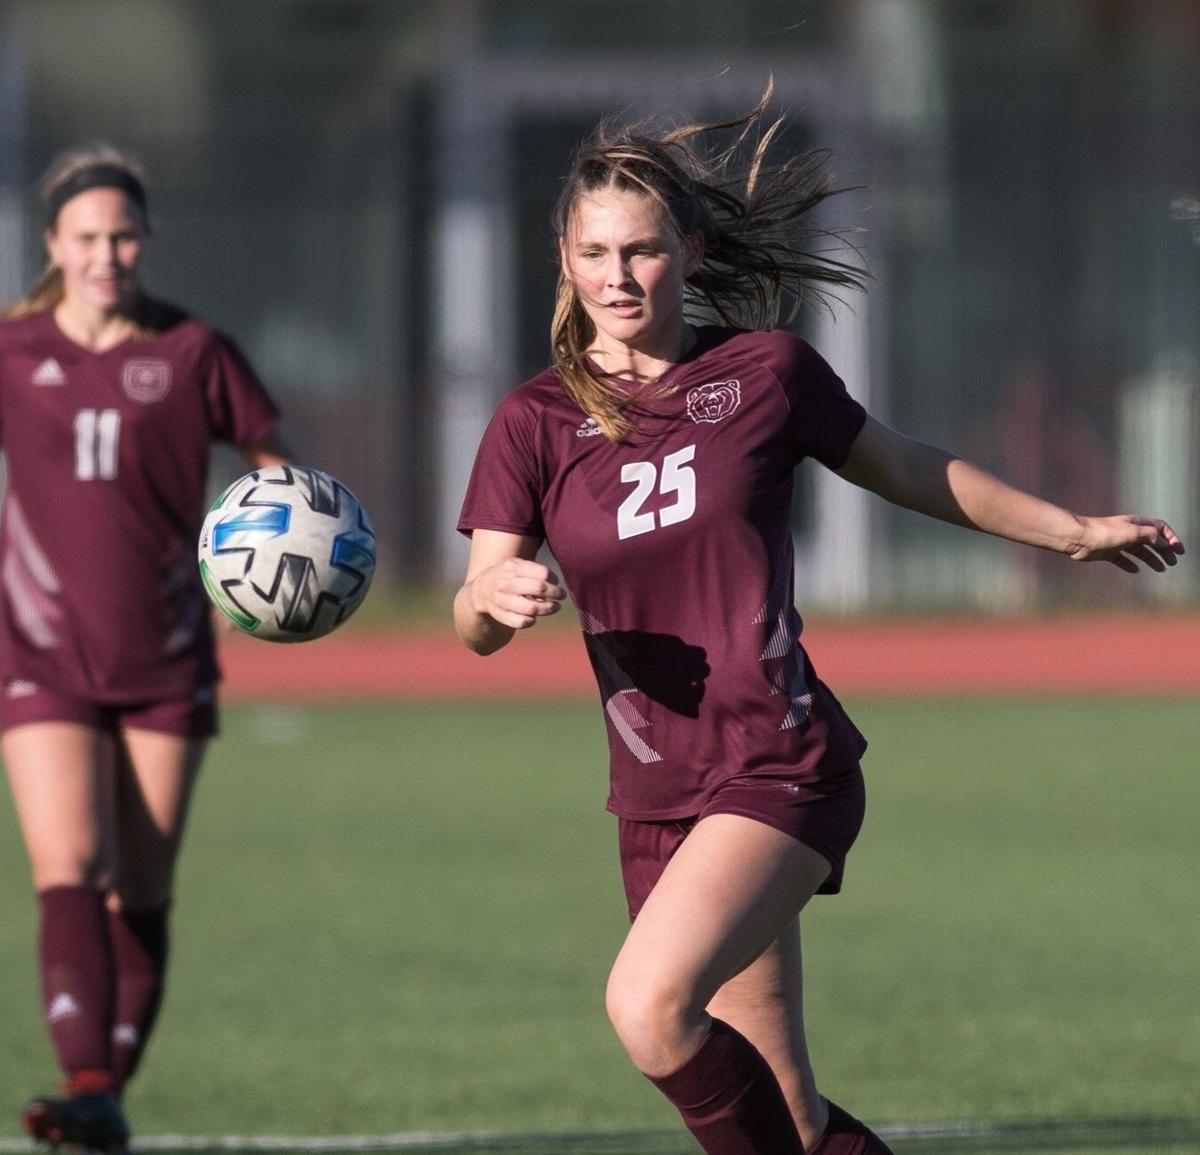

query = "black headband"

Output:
[[45, 164, 148, 228]]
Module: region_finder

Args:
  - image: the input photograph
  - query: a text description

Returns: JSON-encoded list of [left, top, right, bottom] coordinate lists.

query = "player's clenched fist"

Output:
[[470, 557, 566, 629]]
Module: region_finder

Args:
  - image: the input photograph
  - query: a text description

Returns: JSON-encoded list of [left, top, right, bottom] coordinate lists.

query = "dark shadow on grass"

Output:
[[884, 1115, 1200, 1153]]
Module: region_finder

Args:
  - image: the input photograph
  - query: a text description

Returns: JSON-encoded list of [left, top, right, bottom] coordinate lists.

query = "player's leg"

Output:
[[3, 721, 120, 1085], [606, 812, 830, 1154], [107, 724, 207, 1088], [708, 923, 894, 1154], [706, 921, 822, 1145], [3, 718, 130, 1149]]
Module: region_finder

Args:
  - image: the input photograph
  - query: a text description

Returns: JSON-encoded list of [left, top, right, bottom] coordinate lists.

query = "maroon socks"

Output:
[[37, 886, 115, 1092], [647, 1019, 895, 1155], [107, 905, 170, 1087], [809, 1100, 896, 1155], [36, 888, 171, 1096], [648, 1018, 805, 1154]]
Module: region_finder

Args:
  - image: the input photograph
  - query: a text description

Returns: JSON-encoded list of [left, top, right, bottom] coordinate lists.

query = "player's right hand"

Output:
[[469, 557, 567, 630]]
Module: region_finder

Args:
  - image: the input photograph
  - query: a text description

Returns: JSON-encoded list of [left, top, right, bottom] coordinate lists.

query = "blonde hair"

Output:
[[551, 81, 866, 441], [4, 145, 150, 320]]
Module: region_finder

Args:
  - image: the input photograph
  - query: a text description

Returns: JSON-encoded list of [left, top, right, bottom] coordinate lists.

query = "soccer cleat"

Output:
[[20, 1091, 130, 1153]]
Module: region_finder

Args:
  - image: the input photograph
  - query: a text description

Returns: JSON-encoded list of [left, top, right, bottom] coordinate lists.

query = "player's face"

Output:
[[46, 188, 145, 315], [560, 186, 700, 362]]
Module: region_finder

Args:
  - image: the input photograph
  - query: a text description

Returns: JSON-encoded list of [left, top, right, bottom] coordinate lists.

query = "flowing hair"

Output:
[[3, 145, 151, 321], [550, 80, 867, 441]]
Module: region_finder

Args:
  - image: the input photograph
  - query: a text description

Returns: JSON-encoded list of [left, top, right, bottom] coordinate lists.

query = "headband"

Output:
[[45, 164, 148, 228]]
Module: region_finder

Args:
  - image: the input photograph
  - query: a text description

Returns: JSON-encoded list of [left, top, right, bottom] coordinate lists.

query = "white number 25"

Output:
[[617, 444, 696, 540]]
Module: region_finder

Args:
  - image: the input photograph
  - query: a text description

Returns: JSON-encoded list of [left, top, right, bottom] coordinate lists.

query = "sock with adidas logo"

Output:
[[108, 904, 169, 1088], [38, 886, 116, 1088]]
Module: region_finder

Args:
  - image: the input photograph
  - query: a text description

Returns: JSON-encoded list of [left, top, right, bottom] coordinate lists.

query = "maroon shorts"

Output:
[[0, 679, 219, 740], [617, 761, 866, 922]]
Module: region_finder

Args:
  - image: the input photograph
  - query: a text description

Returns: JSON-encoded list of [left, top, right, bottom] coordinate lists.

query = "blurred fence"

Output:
[[2, 0, 1197, 609]]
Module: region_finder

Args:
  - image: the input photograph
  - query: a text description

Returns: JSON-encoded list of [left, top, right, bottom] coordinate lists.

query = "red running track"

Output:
[[219, 615, 1200, 701]]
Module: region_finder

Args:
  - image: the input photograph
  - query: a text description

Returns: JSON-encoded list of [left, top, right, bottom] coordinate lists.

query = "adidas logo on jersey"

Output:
[[31, 358, 67, 386], [47, 992, 82, 1024], [576, 416, 603, 438]]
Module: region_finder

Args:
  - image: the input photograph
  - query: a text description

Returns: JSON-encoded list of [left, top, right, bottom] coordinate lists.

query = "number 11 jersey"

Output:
[[0, 309, 280, 702]]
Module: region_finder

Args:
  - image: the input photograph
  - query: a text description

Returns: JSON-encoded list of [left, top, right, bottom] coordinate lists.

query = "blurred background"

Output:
[[2, 0, 1197, 613]]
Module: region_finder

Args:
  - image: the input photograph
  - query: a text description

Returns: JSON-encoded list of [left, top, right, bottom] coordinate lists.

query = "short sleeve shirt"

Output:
[[0, 309, 281, 701], [458, 326, 869, 820]]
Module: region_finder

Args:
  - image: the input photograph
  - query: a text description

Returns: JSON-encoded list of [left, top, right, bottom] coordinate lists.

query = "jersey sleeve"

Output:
[[780, 337, 868, 469], [457, 389, 546, 540], [0, 343, 6, 446], [202, 332, 282, 445]]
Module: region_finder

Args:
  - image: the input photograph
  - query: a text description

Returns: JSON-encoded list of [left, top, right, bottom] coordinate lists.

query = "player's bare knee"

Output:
[[32, 852, 113, 892], [606, 968, 698, 1069]]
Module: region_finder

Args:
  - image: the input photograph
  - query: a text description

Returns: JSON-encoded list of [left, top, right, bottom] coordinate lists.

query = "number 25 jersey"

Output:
[[459, 326, 869, 821]]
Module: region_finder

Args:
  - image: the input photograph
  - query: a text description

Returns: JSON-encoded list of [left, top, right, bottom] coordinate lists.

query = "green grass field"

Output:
[[1, 697, 1198, 1154]]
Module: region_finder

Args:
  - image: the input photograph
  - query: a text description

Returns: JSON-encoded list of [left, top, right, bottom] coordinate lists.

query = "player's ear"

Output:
[[558, 236, 573, 283], [44, 228, 61, 266], [682, 232, 704, 277]]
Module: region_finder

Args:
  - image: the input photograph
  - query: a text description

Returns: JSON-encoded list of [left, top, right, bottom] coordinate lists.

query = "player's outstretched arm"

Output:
[[454, 529, 566, 655], [835, 415, 1185, 573]]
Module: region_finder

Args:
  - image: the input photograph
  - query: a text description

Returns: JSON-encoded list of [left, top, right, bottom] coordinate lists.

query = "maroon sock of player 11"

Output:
[[107, 904, 170, 1089], [647, 1018, 804, 1155], [37, 885, 116, 1092], [809, 1100, 897, 1155]]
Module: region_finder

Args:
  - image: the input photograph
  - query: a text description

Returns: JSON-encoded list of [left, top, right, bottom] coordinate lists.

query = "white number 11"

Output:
[[74, 408, 121, 481], [617, 444, 696, 540]]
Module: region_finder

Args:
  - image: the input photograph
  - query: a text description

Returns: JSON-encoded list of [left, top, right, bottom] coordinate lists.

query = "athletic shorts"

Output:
[[0, 680, 219, 740], [617, 760, 866, 922]]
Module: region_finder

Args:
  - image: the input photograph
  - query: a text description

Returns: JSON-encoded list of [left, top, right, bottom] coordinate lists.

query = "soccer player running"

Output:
[[0, 147, 288, 1152], [454, 85, 1184, 1155]]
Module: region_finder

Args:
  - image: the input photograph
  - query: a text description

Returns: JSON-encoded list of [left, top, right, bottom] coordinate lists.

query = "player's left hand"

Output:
[[1068, 515, 1185, 573]]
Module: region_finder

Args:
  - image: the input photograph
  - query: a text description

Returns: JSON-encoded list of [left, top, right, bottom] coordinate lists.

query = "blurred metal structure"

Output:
[[2, 0, 1197, 610], [0, 6, 28, 300]]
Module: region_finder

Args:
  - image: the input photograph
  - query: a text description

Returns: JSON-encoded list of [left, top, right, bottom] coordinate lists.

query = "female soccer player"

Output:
[[454, 89, 1184, 1155], [0, 147, 288, 1152]]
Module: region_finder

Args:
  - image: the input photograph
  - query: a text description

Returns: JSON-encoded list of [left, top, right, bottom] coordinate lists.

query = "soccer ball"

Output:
[[198, 465, 376, 643]]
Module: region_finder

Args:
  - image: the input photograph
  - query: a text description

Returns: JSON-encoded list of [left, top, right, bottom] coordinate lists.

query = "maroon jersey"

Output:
[[0, 308, 280, 701], [459, 326, 869, 820]]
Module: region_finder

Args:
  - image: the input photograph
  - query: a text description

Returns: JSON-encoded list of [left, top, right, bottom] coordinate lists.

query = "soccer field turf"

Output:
[[1, 698, 1197, 1152]]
